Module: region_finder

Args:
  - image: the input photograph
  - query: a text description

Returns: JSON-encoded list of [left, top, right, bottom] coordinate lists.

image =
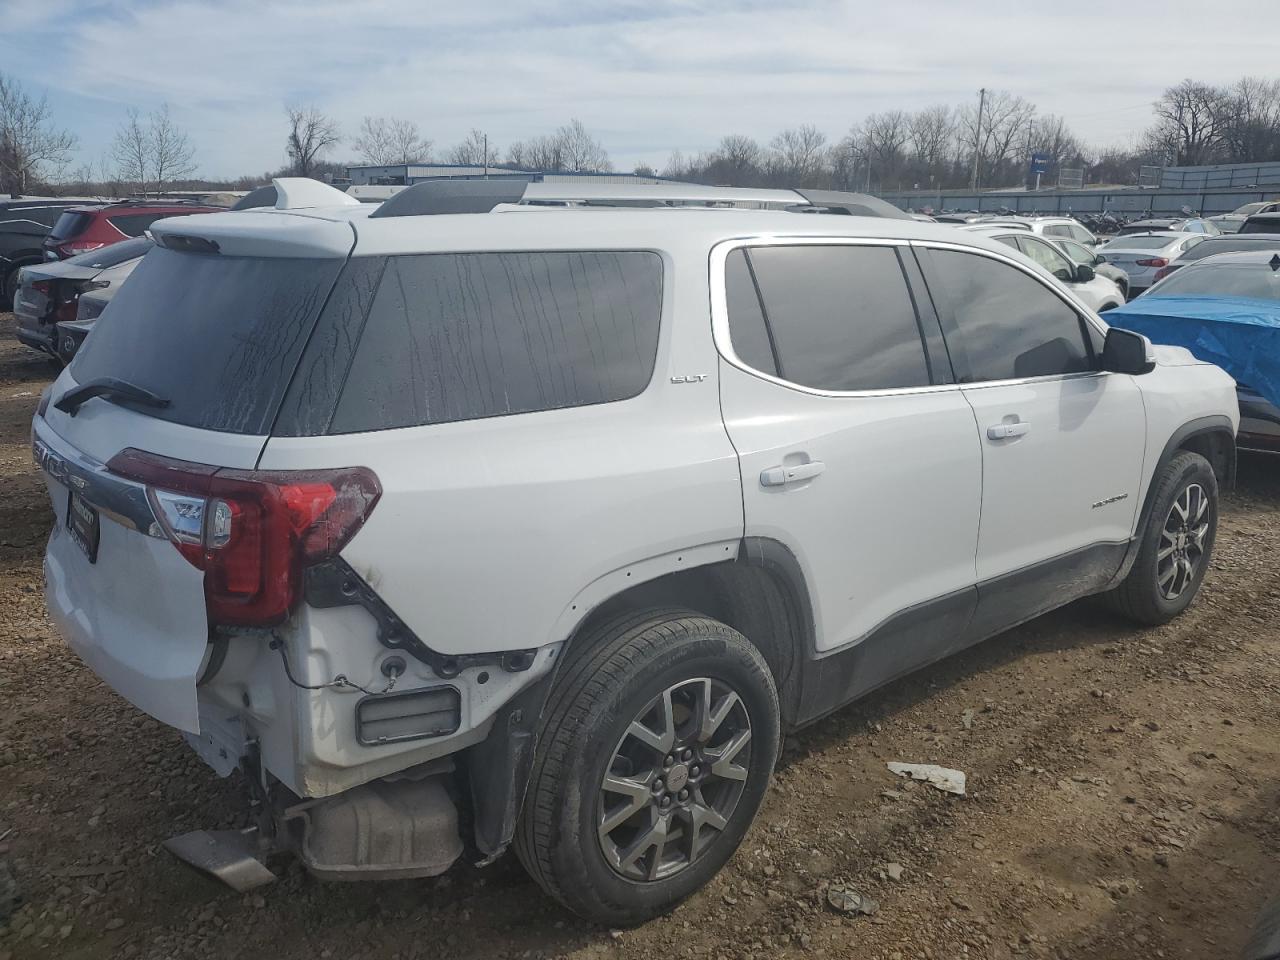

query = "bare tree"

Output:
[[861, 110, 911, 188], [1220, 76, 1280, 163], [447, 129, 494, 166], [768, 125, 828, 185], [354, 115, 431, 165], [1143, 79, 1231, 165], [958, 90, 1036, 187], [150, 103, 195, 192], [555, 118, 611, 172], [112, 108, 151, 196], [0, 72, 77, 195], [285, 105, 341, 177], [907, 105, 955, 172], [707, 134, 762, 185]]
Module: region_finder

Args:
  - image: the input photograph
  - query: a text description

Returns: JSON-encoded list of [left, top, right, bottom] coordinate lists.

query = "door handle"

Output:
[[986, 421, 1030, 440], [760, 460, 826, 487]]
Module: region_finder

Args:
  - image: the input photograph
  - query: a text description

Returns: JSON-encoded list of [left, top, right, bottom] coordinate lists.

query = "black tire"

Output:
[[1106, 451, 1218, 625], [515, 608, 779, 926], [1, 266, 20, 310]]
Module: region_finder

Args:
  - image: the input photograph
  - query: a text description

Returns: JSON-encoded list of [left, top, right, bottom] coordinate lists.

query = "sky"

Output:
[[1, 0, 1277, 180]]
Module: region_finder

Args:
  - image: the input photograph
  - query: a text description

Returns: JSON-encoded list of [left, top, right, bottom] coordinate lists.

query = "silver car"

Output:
[[1097, 232, 1208, 296]]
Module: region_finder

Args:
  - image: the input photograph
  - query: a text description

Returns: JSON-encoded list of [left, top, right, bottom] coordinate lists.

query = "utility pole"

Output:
[[970, 87, 986, 192], [483, 134, 489, 178]]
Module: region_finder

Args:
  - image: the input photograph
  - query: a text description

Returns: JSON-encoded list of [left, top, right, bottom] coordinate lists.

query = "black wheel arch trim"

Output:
[[1106, 415, 1234, 590]]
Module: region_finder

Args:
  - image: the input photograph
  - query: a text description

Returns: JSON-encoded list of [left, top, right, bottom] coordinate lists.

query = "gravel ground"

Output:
[[0, 311, 1277, 960]]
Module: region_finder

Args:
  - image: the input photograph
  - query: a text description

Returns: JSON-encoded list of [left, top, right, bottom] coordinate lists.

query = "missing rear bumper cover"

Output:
[[357, 685, 461, 745], [304, 557, 536, 676]]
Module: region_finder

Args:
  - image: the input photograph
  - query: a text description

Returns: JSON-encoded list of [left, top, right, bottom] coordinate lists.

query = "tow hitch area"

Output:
[[163, 828, 277, 892], [164, 770, 462, 891]]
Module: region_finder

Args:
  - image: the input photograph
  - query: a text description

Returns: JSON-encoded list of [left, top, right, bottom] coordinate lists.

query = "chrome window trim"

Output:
[[708, 235, 1111, 400]]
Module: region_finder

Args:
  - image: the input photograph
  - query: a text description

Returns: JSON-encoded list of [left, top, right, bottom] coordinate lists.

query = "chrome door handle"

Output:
[[986, 421, 1030, 440], [760, 460, 826, 487]]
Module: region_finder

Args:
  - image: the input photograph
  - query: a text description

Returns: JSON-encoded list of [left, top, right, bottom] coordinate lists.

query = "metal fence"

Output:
[[875, 185, 1279, 217], [1160, 162, 1280, 190]]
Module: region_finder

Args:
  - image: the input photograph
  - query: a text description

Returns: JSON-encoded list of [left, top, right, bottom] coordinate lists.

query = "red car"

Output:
[[42, 200, 220, 260]]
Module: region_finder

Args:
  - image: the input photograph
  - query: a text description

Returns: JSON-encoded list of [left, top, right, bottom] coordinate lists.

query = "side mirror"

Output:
[[1075, 263, 1096, 282], [1101, 327, 1156, 375]]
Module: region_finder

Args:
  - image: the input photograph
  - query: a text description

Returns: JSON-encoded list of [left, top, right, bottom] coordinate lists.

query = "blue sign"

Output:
[[1030, 153, 1050, 175]]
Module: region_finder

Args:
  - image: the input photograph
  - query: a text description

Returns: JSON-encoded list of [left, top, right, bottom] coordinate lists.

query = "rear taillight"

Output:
[[57, 241, 106, 258], [30, 279, 52, 297], [1152, 266, 1173, 283], [1135, 257, 1168, 267], [106, 449, 381, 626]]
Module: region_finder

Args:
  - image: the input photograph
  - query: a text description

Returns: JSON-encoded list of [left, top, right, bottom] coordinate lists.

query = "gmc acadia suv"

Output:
[[32, 179, 1239, 926]]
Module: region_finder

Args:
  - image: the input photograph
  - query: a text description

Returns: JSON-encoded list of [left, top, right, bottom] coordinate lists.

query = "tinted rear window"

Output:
[[326, 251, 663, 434], [1151, 262, 1280, 301], [1241, 218, 1280, 235], [742, 245, 931, 392], [69, 247, 345, 434], [1180, 238, 1280, 261], [49, 211, 91, 241], [1102, 236, 1176, 251]]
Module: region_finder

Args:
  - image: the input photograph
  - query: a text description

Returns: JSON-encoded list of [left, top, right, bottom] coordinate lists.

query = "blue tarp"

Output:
[[1104, 295, 1280, 408]]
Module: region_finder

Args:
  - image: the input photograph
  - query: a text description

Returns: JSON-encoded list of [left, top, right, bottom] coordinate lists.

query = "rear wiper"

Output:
[[54, 377, 170, 417]]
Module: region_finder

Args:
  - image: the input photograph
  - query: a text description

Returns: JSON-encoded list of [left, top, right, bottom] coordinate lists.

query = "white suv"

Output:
[[33, 179, 1239, 925]]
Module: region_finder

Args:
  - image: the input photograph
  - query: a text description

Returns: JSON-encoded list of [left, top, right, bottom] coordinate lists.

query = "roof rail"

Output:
[[370, 180, 912, 220]]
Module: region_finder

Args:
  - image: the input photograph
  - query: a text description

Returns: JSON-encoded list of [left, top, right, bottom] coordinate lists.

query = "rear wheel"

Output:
[[515, 609, 779, 926], [1, 265, 21, 309], [1106, 451, 1218, 625]]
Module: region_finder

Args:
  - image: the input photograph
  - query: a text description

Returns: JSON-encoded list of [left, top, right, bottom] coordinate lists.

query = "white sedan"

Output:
[[1097, 232, 1208, 297]]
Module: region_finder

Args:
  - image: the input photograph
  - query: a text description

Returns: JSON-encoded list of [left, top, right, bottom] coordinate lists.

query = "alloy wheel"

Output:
[[597, 677, 752, 882], [1157, 482, 1210, 600]]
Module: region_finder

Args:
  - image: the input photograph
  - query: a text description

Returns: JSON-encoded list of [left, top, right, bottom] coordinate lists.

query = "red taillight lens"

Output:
[[31, 279, 52, 297], [1152, 266, 1172, 283], [59, 241, 106, 257], [1135, 257, 1168, 267], [106, 449, 381, 626]]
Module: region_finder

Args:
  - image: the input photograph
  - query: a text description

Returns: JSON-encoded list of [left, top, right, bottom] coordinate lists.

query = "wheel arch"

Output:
[[1107, 415, 1235, 590], [464, 538, 818, 862]]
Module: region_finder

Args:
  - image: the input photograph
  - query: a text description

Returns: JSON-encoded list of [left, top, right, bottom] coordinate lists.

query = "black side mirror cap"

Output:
[[1075, 263, 1096, 283], [1102, 327, 1156, 375]]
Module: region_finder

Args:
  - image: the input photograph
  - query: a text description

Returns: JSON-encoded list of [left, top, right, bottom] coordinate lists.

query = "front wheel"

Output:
[[515, 609, 780, 926], [1106, 451, 1218, 625]]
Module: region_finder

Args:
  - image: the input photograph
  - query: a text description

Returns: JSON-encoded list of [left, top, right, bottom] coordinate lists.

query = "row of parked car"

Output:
[[1, 196, 222, 361]]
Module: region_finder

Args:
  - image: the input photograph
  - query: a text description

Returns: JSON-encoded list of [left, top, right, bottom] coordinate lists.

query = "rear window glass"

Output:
[[48, 211, 91, 241], [326, 251, 662, 434], [1150, 262, 1280, 301], [1240, 219, 1280, 235], [1102, 236, 1176, 251], [1180, 238, 1280, 261], [69, 248, 345, 434]]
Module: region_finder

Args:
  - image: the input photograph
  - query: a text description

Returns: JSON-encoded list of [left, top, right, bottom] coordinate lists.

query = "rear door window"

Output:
[[926, 249, 1094, 382], [737, 244, 931, 392], [107, 213, 171, 237], [327, 251, 663, 433], [724, 249, 778, 376]]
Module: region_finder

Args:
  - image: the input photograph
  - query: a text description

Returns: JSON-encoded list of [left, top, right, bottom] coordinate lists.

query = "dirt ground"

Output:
[[0, 311, 1277, 960]]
